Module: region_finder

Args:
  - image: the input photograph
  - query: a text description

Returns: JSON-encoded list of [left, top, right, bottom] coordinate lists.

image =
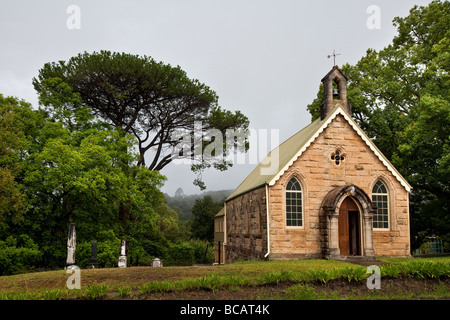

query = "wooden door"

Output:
[[338, 210, 350, 255], [339, 197, 359, 256]]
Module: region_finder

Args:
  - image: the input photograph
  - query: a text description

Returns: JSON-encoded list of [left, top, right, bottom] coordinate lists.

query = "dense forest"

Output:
[[166, 188, 232, 221], [165, 189, 232, 244]]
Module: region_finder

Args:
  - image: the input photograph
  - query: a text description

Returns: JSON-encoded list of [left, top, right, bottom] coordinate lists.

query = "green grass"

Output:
[[0, 256, 449, 300]]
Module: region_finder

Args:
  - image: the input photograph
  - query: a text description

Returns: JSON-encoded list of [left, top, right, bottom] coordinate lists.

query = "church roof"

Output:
[[321, 65, 348, 82], [214, 207, 225, 218], [226, 104, 411, 201]]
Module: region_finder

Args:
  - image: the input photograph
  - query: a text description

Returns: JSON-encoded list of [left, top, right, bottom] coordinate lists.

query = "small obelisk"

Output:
[[65, 223, 76, 269]]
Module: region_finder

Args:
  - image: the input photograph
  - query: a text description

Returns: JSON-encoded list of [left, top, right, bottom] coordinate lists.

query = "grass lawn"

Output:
[[0, 256, 449, 300]]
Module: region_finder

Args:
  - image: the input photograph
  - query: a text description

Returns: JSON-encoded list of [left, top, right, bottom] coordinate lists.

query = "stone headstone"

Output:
[[87, 240, 98, 269], [118, 239, 127, 268], [152, 258, 162, 267], [65, 223, 76, 269]]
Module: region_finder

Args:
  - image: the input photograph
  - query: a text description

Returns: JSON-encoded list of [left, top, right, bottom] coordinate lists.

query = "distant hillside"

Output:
[[165, 189, 233, 221]]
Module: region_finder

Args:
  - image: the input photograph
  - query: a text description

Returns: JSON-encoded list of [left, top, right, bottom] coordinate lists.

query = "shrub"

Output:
[[190, 239, 214, 264], [307, 269, 336, 284], [39, 289, 63, 300], [84, 283, 110, 300], [138, 280, 173, 294], [165, 242, 195, 266], [96, 231, 122, 268], [380, 264, 401, 278], [0, 235, 42, 275], [337, 266, 368, 282], [164, 240, 213, 266], [76, 231, 121, 268], [260, 270, 295, 285], [199, 274, 222, 292], [401, 261, 450, 279], [381, 260, 450, 279], [117, 287, 132, 298]]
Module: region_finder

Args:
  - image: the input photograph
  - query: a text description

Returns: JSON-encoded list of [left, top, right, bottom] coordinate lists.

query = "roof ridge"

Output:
[[226, 104, 411, 201]]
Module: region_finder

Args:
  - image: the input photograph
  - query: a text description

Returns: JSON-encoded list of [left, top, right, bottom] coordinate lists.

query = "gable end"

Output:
[[268, 106, 411, 192]]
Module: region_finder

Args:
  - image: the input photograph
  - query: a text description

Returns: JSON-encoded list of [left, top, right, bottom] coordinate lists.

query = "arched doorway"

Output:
[[338, 197, 361, 256], [320, 184, 376, 260]]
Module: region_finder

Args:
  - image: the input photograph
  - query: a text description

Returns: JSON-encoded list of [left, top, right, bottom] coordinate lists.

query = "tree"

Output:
[[0, 87, 179, 268], [190, 196, 223, 242], [0, 95, 29, 229], [33, 51, 250, 189], [307, 0, 449, 249], [20, 113, 173, 267]]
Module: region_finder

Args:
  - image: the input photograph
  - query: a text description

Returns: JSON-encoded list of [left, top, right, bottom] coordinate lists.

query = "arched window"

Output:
[[372, 180, 389, 229], [286, 177, 303, 227]]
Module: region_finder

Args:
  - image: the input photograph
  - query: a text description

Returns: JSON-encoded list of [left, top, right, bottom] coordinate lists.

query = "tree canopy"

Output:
[[33, 51, 249, 189], [0, 93, 180, 272], [1, 51, 248, 273], [190, 196, 224, 242]]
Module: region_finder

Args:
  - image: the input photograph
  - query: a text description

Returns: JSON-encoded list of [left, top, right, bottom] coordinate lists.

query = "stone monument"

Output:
[[65, 223, 76, 269], [87, 240, 98, 269], [152, 258, 162, 267], [118, 239, 127, 268]]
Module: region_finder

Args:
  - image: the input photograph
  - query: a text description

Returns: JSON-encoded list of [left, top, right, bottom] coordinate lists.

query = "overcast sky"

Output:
[[0, 0, 433, 196]]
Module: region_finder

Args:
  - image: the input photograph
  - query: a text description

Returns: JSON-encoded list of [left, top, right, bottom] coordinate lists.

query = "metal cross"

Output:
[[327, 50, 341, 66]]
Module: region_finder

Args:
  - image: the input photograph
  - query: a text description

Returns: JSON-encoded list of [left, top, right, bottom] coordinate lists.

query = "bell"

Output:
[[333, 88, 339, 97]]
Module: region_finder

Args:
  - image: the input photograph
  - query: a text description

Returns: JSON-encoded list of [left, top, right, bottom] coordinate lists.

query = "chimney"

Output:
[[320, 66, 351, 120]]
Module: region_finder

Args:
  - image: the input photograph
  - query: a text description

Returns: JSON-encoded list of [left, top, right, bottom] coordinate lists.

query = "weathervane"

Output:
[[327, 50, 341, 66]]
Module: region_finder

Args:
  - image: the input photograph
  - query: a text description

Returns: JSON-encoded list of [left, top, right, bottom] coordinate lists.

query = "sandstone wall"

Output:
[[268, 114, 410, 259], [225, 186, 268, 263], [225, 114, 410, 262]]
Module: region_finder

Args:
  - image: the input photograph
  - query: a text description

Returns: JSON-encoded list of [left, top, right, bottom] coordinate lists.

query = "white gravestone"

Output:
[[118, 240, 127, 268], [65, 223, 76, 269], [152, 258, 162, 267]]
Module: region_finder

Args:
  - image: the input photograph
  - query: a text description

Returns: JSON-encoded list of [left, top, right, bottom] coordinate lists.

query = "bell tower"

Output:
[[320, 66, 351, 120]]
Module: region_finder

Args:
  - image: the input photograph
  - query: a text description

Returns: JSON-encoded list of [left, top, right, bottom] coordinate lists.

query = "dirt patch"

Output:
[[309, 276, 447, 298], [129, 277, 449, 300]]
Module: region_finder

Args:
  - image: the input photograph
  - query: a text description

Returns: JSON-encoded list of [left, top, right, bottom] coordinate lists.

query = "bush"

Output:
[[380, 260, 450, 279], [76, 230, 121, 268], [0, 235, 42, 275], [380, 264, 401, 278], [401, 261, 450, 279], [307, 269, 336, 284], [84, 283, 110, 300], [337, 266, 368, 282], [260, 270, 295, 285], [190, 239, 214, 264], [164, 240, 213, 266], [165, 242, 195, 266], [138, 280, 173, 294]]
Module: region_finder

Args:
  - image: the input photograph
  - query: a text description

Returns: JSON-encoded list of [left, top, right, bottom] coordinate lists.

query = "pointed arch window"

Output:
[[372, 180, 389, 229], [286, 177, 303, 227]]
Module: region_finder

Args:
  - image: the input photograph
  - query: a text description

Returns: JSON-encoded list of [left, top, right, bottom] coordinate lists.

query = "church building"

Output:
[[214, 66, 411, 264]]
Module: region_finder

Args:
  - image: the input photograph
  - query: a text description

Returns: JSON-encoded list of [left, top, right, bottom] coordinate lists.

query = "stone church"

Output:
[[214, 66, 411, 264]]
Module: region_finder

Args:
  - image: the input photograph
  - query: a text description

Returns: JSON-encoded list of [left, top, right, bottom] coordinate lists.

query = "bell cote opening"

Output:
[[320, 66, 352, 120]]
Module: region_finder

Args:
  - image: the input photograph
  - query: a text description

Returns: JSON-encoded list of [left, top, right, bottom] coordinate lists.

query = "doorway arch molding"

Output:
[[320, 184, 376, 260]]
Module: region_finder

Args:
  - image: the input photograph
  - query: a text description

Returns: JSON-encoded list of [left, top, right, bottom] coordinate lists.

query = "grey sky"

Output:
[[0, 0, 433, 196]]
